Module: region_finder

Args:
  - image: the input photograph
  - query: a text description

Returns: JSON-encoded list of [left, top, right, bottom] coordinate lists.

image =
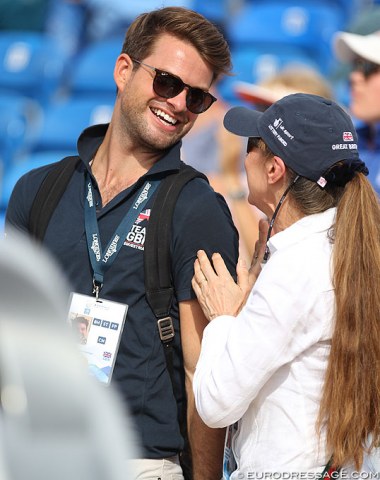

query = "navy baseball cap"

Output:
[[224, 93, 368, 187]]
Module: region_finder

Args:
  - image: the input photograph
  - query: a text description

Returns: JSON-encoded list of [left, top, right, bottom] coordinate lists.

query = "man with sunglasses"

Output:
[[5, 7, 239, 480], [334, 29, 380, 195]]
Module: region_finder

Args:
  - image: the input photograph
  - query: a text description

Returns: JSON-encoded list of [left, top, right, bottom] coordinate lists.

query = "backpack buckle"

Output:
[[157, 317, 175, 342]]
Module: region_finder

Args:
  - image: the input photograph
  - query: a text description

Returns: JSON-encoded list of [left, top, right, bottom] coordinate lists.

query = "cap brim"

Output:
[[223, 106, 262, 137], [334, 31, 380, 64]]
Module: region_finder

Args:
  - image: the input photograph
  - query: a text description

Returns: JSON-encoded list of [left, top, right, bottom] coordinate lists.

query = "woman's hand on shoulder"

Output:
[[192, 218, 270, 322], [192, 250, 250, 321]]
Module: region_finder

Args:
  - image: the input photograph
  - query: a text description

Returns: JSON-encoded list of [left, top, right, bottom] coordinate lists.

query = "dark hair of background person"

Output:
[[121, 6, 232, 83]]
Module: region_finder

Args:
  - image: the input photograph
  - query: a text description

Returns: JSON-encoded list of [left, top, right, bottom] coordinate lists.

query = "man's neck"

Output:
[[91, 130, 161, 206]]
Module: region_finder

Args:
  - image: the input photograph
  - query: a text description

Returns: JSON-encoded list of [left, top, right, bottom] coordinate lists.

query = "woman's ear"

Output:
[[114, 53, 134, 92], [267, 155, 287, 184]]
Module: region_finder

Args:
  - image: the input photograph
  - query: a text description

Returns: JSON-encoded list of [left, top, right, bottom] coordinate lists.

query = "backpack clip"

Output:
[[157, 317, 175, 342]]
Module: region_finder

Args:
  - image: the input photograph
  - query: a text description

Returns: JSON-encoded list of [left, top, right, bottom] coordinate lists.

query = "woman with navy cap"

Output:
[[191, 93, 380, 478]]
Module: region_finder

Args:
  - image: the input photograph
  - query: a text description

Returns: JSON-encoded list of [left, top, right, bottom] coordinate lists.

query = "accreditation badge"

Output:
[[68, 292, 127, 386]]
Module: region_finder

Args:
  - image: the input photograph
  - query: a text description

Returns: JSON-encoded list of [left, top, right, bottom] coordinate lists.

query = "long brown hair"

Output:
[[287, 168, 380, 468]]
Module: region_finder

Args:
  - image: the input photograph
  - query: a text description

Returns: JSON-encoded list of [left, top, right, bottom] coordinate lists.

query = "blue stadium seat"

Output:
[[0, 91, 42, 169], [66, 38, 123, 100], [28, 96, 114, 153], [227, 1, 347, 76], [192, 0, 230, 26], [242, 0, 359, 26], [0, 31, 66, 102], [0, 209, 5, 233]]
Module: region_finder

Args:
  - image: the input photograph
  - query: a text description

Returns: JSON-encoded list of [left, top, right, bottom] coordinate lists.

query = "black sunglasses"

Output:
[[131, 58, 217, 114], [352, 57, 380, 79]]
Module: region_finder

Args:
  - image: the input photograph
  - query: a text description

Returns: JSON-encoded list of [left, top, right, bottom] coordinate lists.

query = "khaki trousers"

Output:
[[127, 455, 184, 480]]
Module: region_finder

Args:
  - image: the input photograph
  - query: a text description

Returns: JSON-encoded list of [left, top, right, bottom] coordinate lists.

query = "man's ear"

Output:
[[114, 53, 134, 92], [267, 155, 287, 184]]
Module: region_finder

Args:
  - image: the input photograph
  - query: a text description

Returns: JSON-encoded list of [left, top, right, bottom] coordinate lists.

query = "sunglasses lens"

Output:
[[365, 63, 380, 77], [153, 70, 215, 114], [153, 72, 183, 98], [186, 89, 210, 114], [353, 58, 380, 78]]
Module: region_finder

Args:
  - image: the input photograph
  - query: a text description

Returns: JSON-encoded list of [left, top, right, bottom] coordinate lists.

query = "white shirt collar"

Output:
[[268, 207, 336, 257]]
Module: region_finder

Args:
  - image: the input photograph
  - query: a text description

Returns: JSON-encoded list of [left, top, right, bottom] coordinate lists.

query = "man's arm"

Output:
[[179, 299, 226, 480]]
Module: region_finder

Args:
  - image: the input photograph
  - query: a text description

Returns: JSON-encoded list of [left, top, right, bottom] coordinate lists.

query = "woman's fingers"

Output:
[[256, 218, 269, 256], [250, 218, 269, 266], [192, 251, 252, 320], [209, 252, 233, 280], [194, 258, 208, 285], [236, 257, 249, 293], [258, 217, 270, 240], [196, 250, 216, 281], [191, 275, 202, 298]]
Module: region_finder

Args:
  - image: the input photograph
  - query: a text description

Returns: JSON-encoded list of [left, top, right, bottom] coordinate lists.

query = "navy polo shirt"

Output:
[[6, 124, 239, 458]]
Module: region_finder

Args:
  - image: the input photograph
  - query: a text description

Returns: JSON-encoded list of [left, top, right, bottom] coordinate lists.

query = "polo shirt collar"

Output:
[[268, 207, 336, 257], [77, 123, 183, 175]]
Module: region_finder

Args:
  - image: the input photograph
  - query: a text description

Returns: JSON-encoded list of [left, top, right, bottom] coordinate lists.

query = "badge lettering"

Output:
[[133, 182, 151, 209], [86, 182, 94, 207], [91, 233, 101, 261], [102, 234, 120, 263], [125, 225, 146, 250]]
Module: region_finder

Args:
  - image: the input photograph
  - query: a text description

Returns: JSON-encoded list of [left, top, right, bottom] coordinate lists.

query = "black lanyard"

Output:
[[84, 172, 160, 298]]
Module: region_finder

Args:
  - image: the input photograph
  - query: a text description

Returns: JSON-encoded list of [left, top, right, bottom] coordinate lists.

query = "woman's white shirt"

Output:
[[193, 208, 337, 477]]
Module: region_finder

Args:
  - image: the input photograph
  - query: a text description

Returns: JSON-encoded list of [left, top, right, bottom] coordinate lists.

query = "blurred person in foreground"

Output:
[[334, 29, 380, 195], [0, 230, 139, 480], [5, 7, 239, 479], [191, 93, 380, 478]]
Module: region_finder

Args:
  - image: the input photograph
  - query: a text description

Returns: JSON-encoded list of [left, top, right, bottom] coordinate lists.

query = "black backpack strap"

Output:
[[29, 156, 80, 241], [144, 163, 208, 336], [144, 163, 209, 381], [144, 163, 208, 480]]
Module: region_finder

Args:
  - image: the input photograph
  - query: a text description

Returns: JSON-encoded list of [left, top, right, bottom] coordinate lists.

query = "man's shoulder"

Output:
[[17, 156, 79, 188], [171, 163, 212, 194], [171, 170, 236, 238], [175, 171, 229, 213], [6, 156, 81, 231]]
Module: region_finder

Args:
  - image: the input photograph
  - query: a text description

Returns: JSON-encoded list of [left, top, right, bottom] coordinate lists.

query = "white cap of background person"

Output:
[[334, 30, 380, 65]]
